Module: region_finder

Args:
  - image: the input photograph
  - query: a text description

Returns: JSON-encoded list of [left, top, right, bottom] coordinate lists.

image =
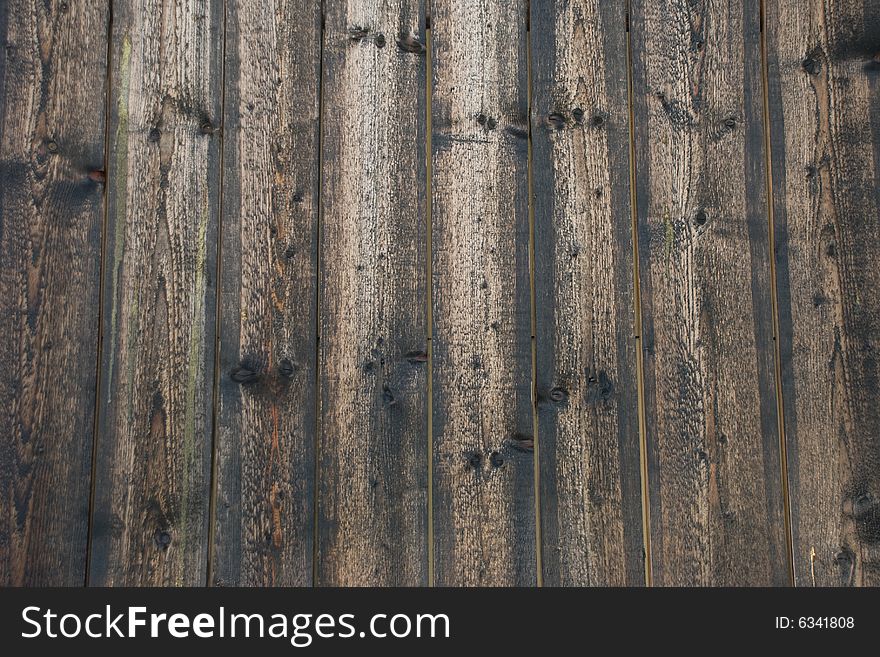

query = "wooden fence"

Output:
[[1, 0, 879, 586]]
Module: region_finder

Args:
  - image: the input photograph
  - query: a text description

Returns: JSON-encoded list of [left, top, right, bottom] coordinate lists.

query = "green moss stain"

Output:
[[107, 35, 132, 402], [179, 198, 209, 581]]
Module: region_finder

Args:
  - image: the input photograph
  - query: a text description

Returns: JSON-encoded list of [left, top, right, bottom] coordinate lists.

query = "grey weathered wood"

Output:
[[211, 0, 321, 587], [0, 0, 108, 586], [531, 0, 644, 586], [766, 0, 880, 586], [89, 0, 222, 586], [431, 0, 535, 586], [630, 0, 788, 585], [317, 0, 429, 586]]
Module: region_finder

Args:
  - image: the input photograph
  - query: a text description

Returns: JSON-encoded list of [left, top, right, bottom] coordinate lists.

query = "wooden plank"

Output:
[[630, 0, 788, 585], [211, 0, 321, 587], [431, 0, 535, 586], [0, 0, 108, 585], [88, 0, 222, 586], [530, 1, 644, 586], [766, 0, 880, 586], [317, 0, 429, 586]]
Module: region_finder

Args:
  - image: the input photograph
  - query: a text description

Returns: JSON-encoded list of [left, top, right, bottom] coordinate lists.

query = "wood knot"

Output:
[[466, 450, 482, 469], [396, 33, 425, 54], [489, 451, 504, 468], [802, 50, 822, 75], [549, 387, 569, 403], [278, 359, 296, 378], [405, 349, 428, 364], [508, 434, 534, 453], [88, 170, 106, 183], [546, 112, 566, 130], [382, 384, 396, 407], [589, 111, 607, 128], [155, 530, 172, 550], [231, 365, 260, 384]]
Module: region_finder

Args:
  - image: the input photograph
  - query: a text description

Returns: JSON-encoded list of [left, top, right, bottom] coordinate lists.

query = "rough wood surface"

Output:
[[317, 0, 429, 586], [766, 0, 880, 586], [630, 0, 788, 585], [0, 0, 108, 586], [89, 0, 222, 586], [531, 0, 644, 586], [211, 0, 321, 588], [431, 0, 535, 586]]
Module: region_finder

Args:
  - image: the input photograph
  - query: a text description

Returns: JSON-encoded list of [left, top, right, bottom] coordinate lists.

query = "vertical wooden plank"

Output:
[[630, 0, 788, 585], [431, 0, 535, 586], [318, 0, 429, 585], [211, 0, 321, 587], [89, 0, 222, 586], [0, 0, 108, 585], [531, 1, 644, 586], [766, 0, 880, 586]]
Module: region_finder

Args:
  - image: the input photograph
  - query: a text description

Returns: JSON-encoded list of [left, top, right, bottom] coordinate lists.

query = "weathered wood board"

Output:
[[211, 0, 322, 587], [630, 0, 789, 585], [0, 0, 108, 586], [531, 0, 645, 586], [317, 0, 429, 586], [89, 0, 222, 586], [766, 0, 880, 586], [430, 0, 536, 586]]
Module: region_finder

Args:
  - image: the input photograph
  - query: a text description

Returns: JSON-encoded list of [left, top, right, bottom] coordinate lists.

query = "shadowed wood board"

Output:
[[629, 0, 789, 585], [430, 0, 536, 586], [766, 0, 880, 586], [317, 0, 429, 586], [88, 0, 222, 586], [211, 0, 321, 587], [0, 0, 108, 586], [531, 0, 645, 586]]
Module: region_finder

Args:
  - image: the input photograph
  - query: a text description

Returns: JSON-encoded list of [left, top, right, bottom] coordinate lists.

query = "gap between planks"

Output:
[[84, 0, 116, 588], [758, 0, 795, 586], [205, 0, 231, 588], [625, 0, 654, 587]]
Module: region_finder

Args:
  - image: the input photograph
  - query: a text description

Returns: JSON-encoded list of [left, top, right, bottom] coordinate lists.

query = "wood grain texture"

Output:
[[530, 0, 644, 586], [766, 0, 880, 586], [0, 0, 108, 586], [630, 0, 788, 585], [89, 0, 222, 586], [431, 0, 535, 586], [317, 0, 429, 586], [211, 0, 321, 587]]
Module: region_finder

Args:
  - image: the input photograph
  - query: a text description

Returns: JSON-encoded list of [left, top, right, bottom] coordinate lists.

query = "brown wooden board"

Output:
[[0, 0, 108, 585], [530, 1, 645, 586], [430, 0, 536, 586], [88, 0, 223, 586], [317, 0, 429, 586], [211, 0, 322, 587], [629, 0, 789, 585], [766, 0, 880, 586]]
